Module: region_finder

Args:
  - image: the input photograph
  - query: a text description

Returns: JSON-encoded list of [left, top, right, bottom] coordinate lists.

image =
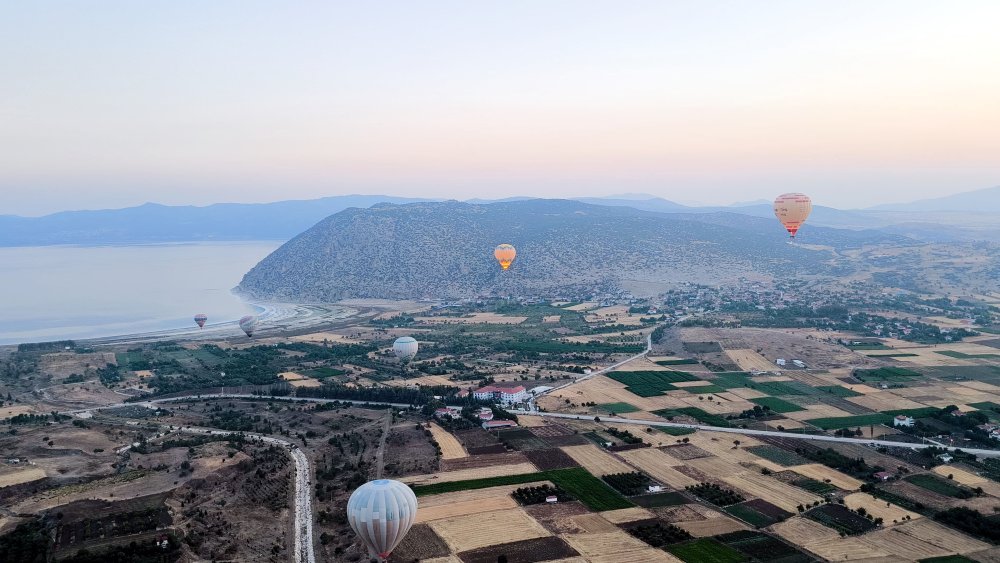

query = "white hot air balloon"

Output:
[[392, 336, 418, 363], [347, 479, 418, 562]]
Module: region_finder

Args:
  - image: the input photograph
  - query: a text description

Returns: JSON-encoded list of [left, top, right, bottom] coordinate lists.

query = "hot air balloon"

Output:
[[347, 479, 418, 562], [392, 336, 418, 363], [194, 314, 208, 328], [773, 193, 813, 238], [494, 243, 516, 270], [238, 315, 257, 338]]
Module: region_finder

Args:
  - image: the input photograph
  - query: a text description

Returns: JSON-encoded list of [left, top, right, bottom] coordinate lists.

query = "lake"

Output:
[[0, 242, 282, 345]]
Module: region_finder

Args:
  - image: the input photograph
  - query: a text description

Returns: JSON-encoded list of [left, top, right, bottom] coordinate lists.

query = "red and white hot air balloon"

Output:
[[773, 193, 812, 238], [194, 314, 208, 328]]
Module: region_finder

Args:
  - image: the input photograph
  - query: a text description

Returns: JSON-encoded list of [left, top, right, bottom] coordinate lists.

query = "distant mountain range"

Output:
[[236, 199, 906, 301], [1, 185, 998, 247]]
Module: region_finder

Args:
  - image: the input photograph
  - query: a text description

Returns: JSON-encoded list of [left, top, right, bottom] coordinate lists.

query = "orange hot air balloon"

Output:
[[494, 244, 516, 270], [773, 193, 813, 238]]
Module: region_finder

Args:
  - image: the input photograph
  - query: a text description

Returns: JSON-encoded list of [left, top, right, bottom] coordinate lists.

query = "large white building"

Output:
[[473, 384, 528, 404]]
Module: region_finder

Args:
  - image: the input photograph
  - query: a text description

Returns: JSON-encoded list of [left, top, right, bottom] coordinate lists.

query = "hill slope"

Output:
[[0, 195, 426, 246], [236, 199, 905, 301]]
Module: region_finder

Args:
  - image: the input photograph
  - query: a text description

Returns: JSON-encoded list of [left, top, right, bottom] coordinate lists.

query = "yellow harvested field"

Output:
[[721, 473, 816, 513], [561, 445, 633, 476], [685, 457, 747, 477], [541, 376, 668, 412], [562, 530, 654, 558], [857, 530, 954, 561], [401, 462, 537, 486], [422, 557, 463, 563], [542, 315, 561, 323], [427, 423, 466, 460], [671, 380, 717, 388], [385, 374, 456, 387], [750, 375, 793, 383], [278, 371, 305, 381], [416, 484, 537, 523], [619, 449, 698, 489], [954, 380, 1000, 393], [516, 415, 549, 428], [570, 513, 619, 533], [588, 550, 682, 563], [0, 467, 46, 488], [804, 536, 892, 560], [0, 405, 35, 420], [847, 392, 929, 412], [843, 492, 921, 524], [611, 358, 671, 371], [725, 349, 776, 372], [600, 507, 656, 524], [723, 387, 770, 400], [430, 508, 549, 552], [675, 516, 748, 537], [887, 518, 991, 554], [931, 465, 987, 485], [772, 517, 840, 544], [414, 313, 527, 324], [789, 464, 864, 490], [289, 379, 321, 388], [565, 302, 599, 311], [784, 404, 854, 421]]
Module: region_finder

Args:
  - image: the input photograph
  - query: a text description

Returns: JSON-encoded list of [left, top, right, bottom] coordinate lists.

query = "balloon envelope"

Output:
[[392, 336, 418, 362], [494, 243, 516, 270], [194, 314, 207, 328], [347, 479, 418, 561], [238, 315, 257, 337], [773, 193, 812, 238]]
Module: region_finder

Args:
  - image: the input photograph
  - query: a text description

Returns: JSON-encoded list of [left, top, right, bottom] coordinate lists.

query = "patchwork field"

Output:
[[429, 508, 550, 552], [560, 444, 633, 476]]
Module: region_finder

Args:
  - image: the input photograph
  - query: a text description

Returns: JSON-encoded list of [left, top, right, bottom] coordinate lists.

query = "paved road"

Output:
[[527, 325, 657, 411], [514, 411, 1000, 458]]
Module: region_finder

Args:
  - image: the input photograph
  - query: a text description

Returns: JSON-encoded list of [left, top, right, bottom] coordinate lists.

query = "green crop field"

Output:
[[654, 407, 731, 428], [607, 370, 699, 397], [667, 538, 747, 563], [303, 366, 346, 379], [410, 467, 633, 511], [936, 350, 1000, 359], [659, 426, 696, 436], [596, 402, 640, 414], [745, 445, 809, 467], [854, 367, 923, 382], [709, 372, 753, 389], [791, 477, 837, 495], [904, 474, 971, 498], [883, 407, 939, 417], [749, 397, 805, 413], [632, 491, 688, 508], [815, 385, 862, 397], [115, 351, 145, 369], [723, 504, 777, 527], [685, 384, 727, 395], [806, 413, 891, 429], [656, 359, 700, 366], [751, 381, 810, 396]]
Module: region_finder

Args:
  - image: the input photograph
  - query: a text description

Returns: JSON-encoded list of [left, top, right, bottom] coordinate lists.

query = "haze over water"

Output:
[[0, 242, 280, 345]]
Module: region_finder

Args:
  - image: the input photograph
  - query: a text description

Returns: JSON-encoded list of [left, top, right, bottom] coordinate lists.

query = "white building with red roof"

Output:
[[473, 384, 528, 404]]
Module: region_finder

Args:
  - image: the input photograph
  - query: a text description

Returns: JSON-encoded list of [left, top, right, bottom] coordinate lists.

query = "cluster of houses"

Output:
[[775, 358, 806, 368], [433, 404, 518, 430]]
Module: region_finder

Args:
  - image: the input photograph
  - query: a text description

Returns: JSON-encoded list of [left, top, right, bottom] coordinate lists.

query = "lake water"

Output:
[[0, 242, 282, 345]]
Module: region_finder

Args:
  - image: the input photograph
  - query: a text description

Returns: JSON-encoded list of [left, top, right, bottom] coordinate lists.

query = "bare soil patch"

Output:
[[458, 536, 579, 563]]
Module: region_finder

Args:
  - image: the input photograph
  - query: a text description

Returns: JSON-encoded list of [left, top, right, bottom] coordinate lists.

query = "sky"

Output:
[[2, 1, 999, 216]]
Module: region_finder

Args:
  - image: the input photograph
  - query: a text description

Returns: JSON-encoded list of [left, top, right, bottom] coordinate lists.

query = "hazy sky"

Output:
[[2, 1, 999, 215]]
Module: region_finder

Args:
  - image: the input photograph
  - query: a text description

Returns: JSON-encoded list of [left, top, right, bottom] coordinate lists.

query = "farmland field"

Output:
[[854, 367, 923, 382], [456, 536, 580, 563], [805, 413, 891, 429], [805, 504, 877, 535], [561, 444, 633, 476], [745, 445, 810, 467], [606, 370, 698, 397], [905, 474, 972, 498], [656, 359, 699, 366], [936, 350, 1000, 359], [596, 402, 640, 414], [654, 407, 731, 427], [631, 491, 688, 508], [716, 530, 810, 563], [748, 397, 804, 413], [411, 467, 632, 511], [666, 538, 746, 563], [815, 385, 863, 397]]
